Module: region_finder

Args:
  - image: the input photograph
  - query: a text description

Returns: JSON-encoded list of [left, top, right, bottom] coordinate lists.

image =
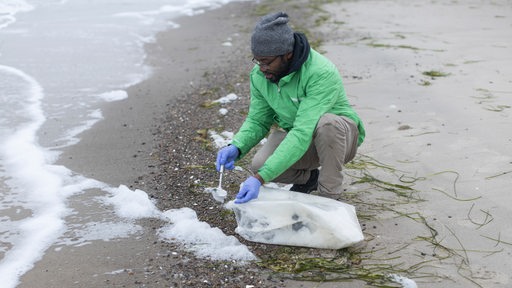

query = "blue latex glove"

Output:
[[216, 145, 239, 171], [235, 176, 261, 204]]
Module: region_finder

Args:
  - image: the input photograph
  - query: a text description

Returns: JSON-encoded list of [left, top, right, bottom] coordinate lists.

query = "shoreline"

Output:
[[19, 2, 272, 287]]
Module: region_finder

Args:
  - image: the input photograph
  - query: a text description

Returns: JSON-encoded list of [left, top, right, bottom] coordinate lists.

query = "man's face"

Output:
[[253, 53, 292, 83]]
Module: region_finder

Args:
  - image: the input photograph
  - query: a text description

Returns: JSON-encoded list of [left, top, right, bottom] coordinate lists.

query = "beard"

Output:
[[264, 57, 291, 83], [263, 71, 280, 83]]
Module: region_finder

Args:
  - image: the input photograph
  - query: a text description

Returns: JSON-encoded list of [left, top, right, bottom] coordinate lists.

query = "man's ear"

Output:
[[285, 51, 293, 61]]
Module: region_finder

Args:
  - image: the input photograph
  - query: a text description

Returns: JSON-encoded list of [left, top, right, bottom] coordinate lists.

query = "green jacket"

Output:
[[232, 49, 365, 182]]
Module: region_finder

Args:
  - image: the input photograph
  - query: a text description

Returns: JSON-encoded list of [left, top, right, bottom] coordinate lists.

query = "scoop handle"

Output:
[[218, 165, 224, 188]]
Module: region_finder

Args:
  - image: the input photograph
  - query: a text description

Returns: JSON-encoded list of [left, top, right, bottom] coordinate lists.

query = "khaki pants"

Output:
[[251, 113, 359, 196]]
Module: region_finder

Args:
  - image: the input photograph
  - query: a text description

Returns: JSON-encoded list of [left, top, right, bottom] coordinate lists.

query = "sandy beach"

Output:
[[321, 1, 512, 287], [17, 0, 512, 287], [319, 0, 512, 287]]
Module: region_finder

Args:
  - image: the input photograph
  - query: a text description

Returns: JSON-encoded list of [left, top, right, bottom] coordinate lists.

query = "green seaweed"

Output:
[[485, 170, 512, 179], [467, 203, 494, 229], [368, 43, 420, 50], [258, 248, 443, 287], [422, 70, 450, 77], [483, 104, 511, 112], [481, 233, 512, 247]]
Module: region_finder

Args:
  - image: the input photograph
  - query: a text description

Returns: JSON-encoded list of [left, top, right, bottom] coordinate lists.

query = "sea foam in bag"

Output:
[[225, 186, 364, 249]]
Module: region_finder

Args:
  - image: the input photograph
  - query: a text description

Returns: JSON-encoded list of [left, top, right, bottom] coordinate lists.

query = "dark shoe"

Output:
[[290, 169, 319, 194]]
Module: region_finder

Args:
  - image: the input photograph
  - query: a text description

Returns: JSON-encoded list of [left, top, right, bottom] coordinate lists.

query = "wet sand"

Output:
[[18, 2, 262, 287], [321, 0, 511, 287]]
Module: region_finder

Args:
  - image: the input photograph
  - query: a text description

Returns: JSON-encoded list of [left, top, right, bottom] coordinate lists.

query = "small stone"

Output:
[[398, 124, 411, 130]]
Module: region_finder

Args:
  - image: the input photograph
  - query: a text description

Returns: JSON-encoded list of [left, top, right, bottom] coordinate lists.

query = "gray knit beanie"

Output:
[[251, 12, 295, 56]]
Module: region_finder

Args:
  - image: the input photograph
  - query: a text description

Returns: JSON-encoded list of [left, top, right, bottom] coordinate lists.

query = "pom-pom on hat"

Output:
[[251, 12, 295, 57]]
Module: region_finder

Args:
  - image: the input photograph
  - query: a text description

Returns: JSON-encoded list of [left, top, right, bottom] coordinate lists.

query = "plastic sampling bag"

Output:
[[225, 186, 364, 249]]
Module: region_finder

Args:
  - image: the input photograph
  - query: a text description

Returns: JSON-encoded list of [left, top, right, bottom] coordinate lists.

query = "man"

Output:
[[216, 12, 365, 204]]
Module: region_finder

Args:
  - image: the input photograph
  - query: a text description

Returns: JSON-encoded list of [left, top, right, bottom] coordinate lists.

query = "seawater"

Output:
[[0, 0, 247, 286]]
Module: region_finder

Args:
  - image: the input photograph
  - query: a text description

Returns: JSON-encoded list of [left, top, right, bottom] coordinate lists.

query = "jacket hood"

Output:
[[287, 32, 310, 74]]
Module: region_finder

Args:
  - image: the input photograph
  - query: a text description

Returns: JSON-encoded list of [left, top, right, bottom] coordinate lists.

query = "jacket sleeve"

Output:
[[257, 67, 341, 182], [231, 73, 275, 159]]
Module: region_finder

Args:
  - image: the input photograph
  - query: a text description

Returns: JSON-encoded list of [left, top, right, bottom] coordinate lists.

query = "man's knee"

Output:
[[315, 113, 346, 138], [317, 113, 337, 127], [315, 113, 358, 164]]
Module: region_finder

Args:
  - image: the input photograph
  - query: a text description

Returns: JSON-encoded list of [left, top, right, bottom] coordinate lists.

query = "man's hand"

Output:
[[216, 145, 239, 171], [235, 176, 262, 204]]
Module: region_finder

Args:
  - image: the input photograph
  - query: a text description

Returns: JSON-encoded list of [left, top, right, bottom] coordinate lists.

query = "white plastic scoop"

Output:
[[205, 165, 228, 203]]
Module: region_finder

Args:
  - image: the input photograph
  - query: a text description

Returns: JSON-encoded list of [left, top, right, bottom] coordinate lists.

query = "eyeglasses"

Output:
[[252, 56, 280, 68]]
